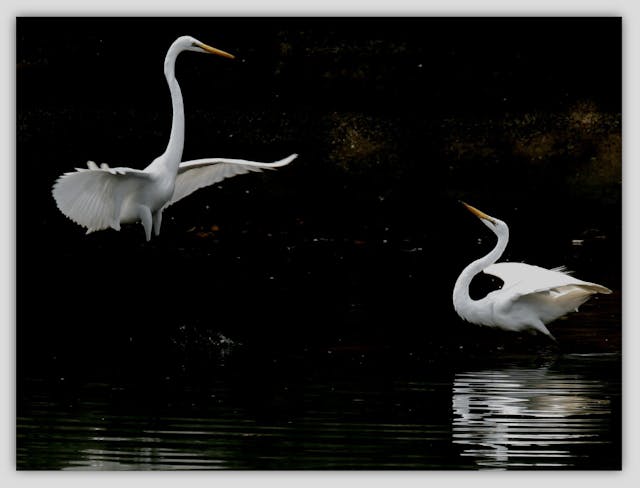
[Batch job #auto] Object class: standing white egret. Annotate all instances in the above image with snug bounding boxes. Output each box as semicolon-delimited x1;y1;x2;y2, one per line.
452;202;611;339
52;35;297;241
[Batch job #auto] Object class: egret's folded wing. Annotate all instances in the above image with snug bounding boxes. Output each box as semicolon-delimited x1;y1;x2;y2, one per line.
165;153;297;208
52;165;151;233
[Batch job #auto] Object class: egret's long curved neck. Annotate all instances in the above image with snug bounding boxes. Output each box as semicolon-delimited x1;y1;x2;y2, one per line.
453;223;509;308
161;45;185;172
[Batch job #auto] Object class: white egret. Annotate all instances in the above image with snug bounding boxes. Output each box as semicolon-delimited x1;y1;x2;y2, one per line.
452;202;611;339
52;35;297;241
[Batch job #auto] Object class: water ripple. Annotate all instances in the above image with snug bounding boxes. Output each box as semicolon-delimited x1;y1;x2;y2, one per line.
451;358;619;469
17;354;620;470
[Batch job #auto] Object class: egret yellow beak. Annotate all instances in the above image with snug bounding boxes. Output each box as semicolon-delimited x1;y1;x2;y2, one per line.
196;42;235;59
461;201;496;223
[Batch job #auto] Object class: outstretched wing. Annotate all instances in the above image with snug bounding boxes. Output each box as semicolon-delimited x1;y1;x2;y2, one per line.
52;161;152;233
484;262;611;296
485;261;612;323
164;153;298;208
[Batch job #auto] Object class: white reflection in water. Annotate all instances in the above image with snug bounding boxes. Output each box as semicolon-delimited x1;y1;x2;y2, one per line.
64;441;227;470
452;364;611;469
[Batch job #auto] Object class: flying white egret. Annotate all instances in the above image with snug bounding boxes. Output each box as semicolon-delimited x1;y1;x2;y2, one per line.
52;35;297;241
452;202;611;339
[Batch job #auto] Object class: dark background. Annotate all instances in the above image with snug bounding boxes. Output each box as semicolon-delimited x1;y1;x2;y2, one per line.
17;18;621;386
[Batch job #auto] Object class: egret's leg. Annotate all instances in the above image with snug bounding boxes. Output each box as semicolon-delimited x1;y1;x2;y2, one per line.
153;210;163;237
138;206;153;241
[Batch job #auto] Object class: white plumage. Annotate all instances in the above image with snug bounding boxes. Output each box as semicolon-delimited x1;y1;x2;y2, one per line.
452;202;611;339
165;154;297;208
53;165;152;234
52;35;297;241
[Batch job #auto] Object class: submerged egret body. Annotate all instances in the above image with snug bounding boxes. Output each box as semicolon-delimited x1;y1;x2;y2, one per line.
452;202;611;339
52;35;297;240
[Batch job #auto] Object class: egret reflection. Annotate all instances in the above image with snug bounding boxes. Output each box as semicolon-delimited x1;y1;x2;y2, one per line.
452;363;612;469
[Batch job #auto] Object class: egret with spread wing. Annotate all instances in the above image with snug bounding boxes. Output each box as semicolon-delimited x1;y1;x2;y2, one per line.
52;35;297;241
452;202;611;339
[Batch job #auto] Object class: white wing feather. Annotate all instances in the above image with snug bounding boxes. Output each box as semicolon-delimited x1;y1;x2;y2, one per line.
484;262;611;296
164;153;297;208
484;261;612;324
52;163;152;233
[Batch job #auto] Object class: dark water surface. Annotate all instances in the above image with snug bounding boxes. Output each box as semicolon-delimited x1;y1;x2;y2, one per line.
17;348;621;470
